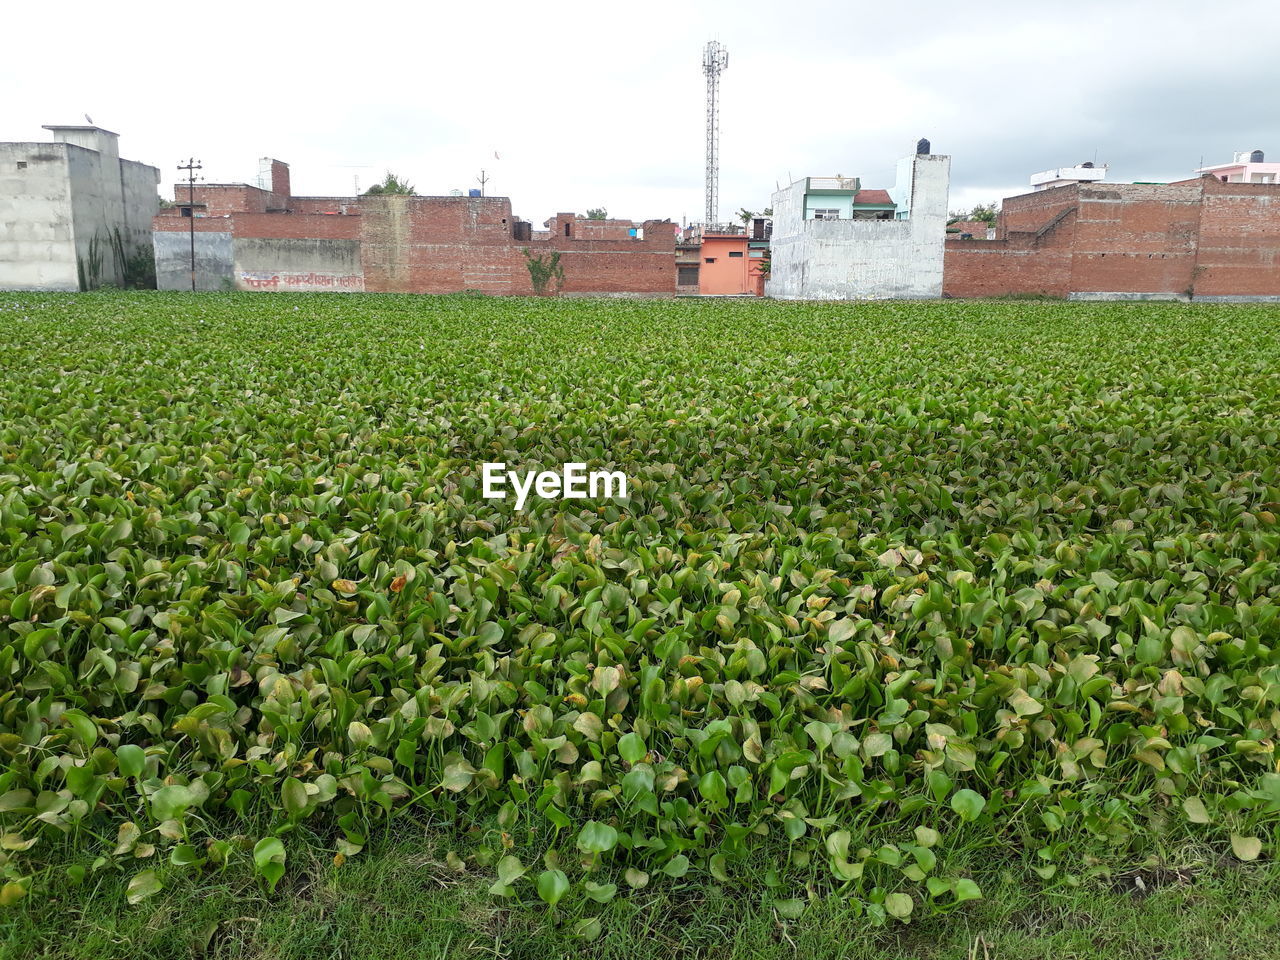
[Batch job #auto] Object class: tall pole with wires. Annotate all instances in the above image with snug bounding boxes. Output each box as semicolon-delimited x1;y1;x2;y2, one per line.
702;41;729;227
178;158;202;291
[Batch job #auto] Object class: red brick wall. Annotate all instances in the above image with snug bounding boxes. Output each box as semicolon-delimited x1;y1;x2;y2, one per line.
1068;183;1201;294
945;236;1073;298
233;213;361;241
154;213;360;240
538;215;674;296
945;220;990;239
171;184;272;215
289;197;360;215
1194;180;1280;296
944;188;1078;297
270;160;290;201
153;215;238;233
997;186;1078;237
156;192;676;296
357;198;673;296
943;178;1280;299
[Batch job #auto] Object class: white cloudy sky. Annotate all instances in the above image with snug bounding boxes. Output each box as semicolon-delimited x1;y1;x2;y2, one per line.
5;0;1278;223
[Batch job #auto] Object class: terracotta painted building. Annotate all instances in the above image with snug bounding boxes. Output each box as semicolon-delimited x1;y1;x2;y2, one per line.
697;219;771;296
154;159;676;296
943;173;1280;300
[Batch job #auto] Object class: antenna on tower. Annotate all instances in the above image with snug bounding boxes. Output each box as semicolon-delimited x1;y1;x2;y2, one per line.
702;40;729;227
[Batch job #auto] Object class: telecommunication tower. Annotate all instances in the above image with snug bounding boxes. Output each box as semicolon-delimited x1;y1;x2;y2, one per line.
702;41;729;226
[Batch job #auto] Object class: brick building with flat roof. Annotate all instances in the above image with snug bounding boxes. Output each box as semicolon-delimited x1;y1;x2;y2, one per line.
154;159;676;296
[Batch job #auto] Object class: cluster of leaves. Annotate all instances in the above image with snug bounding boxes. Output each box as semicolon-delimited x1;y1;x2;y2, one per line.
362;173;416;197
0;294;1277;925
521;249;565;297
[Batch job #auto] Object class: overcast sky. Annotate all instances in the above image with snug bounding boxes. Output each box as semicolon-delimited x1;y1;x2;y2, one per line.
5;0;1278;222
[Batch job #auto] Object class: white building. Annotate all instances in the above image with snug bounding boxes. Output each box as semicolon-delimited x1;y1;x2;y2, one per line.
1195;150;1278;184
0;125;160;291
1030;162;1107;191
766;150;950;299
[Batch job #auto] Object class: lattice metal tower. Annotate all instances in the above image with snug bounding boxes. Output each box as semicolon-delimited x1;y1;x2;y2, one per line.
702;40;729;225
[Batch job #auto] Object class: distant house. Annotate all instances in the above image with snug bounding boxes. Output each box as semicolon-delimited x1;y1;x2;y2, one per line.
766;148;951;299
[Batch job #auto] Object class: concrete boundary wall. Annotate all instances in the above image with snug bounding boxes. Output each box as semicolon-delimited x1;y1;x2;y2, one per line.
154;229;233;291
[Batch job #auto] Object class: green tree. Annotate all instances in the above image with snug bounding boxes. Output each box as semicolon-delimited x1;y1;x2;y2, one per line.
969;202;998;224
950;202;998;224
737;207;755;225
364;172;416;196
585;208;608;220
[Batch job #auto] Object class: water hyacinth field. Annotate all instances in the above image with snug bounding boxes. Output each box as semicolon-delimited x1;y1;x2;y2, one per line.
1;293;1278;945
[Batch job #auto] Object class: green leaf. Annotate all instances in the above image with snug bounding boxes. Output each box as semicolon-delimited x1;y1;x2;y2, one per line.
253;837;287;891
662;854;690;878
126;869;162;905
281;778;308;816
950;788;987;822
774;898;806;919
496;855;526;886
698;770;728;806
576;820;619;854
1231;834;1262;862
536;869;570;907
61;709;98;750
618;732;647;765
1182;796;1211;824
584;880;617;903
884;892;914;919
117;745;146;779
150;785;194;822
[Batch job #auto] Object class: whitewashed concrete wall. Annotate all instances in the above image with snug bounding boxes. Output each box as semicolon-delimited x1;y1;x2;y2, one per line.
0;144;78;290
767;154;951;300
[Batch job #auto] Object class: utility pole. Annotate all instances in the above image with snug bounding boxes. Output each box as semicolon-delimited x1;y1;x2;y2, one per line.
476;169;489;197
178;158;202;291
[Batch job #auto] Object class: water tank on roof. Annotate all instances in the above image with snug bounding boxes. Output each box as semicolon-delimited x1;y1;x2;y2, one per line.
1250;149;1265;163
916;138;931;155
468;188;482;197
1081;161;1095;168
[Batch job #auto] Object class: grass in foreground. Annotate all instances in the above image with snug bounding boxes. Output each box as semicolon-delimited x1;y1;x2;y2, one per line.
3;825;1279;960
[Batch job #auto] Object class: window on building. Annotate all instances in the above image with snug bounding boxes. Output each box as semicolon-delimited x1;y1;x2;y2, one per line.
811;208;840;220
564;223;571;237
750;250;765;257
17;161;27;170
704;257;716;263
728;250;744;258
678;266;699;285
180;207;193;218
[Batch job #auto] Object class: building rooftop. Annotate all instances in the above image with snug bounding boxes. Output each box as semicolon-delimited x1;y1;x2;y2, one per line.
854;189;893;206
42;124;119;137
1030;163;1107;188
